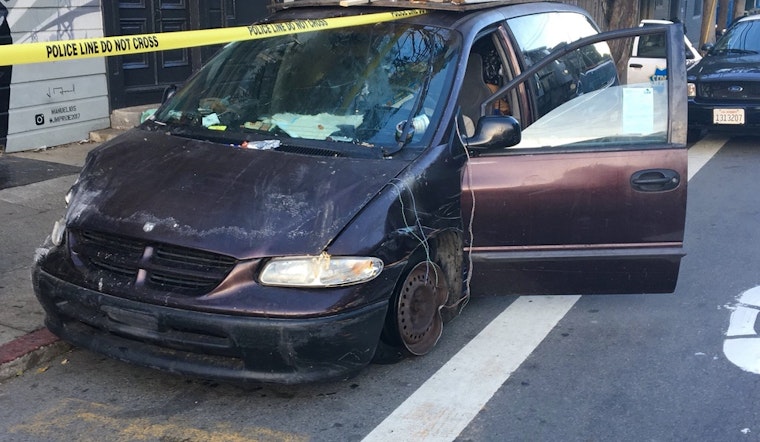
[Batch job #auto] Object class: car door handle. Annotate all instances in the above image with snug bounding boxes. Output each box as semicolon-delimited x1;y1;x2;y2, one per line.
629;63;643;69
630;169;680;192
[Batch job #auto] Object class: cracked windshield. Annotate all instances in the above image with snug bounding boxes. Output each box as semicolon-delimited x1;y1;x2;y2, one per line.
150;23;456;154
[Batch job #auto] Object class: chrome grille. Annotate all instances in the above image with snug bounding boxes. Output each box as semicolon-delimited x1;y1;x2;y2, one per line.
70;229;236;295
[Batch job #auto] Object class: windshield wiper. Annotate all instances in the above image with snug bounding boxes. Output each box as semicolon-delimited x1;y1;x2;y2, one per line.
383;36;437;157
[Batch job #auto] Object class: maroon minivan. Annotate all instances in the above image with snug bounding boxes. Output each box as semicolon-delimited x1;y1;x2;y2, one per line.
33;0;688;383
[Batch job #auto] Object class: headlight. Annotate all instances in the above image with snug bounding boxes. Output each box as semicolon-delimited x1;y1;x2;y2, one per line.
64;179;80;206
687;83;696;98
259;253;383;287
51;218;66;246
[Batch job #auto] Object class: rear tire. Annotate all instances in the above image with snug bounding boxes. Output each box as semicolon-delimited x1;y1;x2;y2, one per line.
393;261;448;355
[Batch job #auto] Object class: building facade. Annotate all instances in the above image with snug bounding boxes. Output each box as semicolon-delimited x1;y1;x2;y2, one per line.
641;0;705;45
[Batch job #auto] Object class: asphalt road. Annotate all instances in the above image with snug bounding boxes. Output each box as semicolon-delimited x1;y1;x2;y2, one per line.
1;133;759;442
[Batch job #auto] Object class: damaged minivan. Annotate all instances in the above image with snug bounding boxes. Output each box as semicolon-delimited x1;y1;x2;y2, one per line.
33;0;689;384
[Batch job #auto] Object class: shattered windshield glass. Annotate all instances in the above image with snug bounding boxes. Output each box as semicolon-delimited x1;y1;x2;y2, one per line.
151;22;457;153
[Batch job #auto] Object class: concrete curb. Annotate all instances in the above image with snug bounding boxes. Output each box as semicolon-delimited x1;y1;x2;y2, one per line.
0;328;71;382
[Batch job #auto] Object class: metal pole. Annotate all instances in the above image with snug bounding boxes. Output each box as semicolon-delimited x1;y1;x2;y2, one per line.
699;0;718;48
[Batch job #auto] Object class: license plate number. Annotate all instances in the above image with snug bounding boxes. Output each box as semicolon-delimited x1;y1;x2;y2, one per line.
713;108;745;125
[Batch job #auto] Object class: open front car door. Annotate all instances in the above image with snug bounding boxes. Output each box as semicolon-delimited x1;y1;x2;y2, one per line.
462;23;688;296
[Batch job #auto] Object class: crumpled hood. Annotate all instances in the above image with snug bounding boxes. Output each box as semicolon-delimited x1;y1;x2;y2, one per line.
66;130;407;259
690;53;760;82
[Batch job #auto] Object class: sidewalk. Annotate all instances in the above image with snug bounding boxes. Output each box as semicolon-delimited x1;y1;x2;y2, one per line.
0;140;103;381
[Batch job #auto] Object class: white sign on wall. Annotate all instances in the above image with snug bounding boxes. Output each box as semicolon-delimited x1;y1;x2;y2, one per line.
1;0;109;153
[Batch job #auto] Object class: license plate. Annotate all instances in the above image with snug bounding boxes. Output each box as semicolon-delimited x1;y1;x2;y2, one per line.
713;108;745;125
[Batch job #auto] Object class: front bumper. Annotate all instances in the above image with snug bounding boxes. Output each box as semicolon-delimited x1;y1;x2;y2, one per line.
33;266;388;384
688;100;760;133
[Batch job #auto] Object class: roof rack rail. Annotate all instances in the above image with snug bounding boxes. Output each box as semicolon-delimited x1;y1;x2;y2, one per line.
270;0;529;12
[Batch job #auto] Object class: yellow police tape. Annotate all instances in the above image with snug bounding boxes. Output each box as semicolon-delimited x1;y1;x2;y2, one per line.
0;9;427;67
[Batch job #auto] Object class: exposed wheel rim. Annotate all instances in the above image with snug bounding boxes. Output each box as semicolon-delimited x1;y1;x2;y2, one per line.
396;261;448;356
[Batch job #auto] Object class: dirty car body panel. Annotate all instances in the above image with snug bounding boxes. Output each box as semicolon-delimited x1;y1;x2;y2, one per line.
33;1;688;383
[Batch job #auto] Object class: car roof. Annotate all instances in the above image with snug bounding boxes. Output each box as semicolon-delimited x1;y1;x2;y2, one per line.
266;1;590;34
271;0;550;12
736;13;760;22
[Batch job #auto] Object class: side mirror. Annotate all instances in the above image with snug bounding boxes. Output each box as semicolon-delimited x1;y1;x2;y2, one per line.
162;84;178;103
461;115;521;151
700;43;714;53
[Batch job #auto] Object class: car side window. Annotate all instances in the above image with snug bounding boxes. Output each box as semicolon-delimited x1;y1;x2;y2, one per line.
489;17;676;151
506;12;616;120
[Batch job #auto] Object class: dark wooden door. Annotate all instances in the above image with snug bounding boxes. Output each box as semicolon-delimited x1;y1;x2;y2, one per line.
198;0;235;63
196;1;270;65
105;0;270;110
105;0;194;109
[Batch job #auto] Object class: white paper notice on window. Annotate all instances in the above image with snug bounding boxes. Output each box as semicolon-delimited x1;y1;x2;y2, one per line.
622;87;654;135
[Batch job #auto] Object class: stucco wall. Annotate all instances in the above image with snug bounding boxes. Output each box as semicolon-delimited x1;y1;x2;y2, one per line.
3;0;109;153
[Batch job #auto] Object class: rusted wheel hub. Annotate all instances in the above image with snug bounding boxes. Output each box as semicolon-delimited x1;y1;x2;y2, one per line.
396;261;448;356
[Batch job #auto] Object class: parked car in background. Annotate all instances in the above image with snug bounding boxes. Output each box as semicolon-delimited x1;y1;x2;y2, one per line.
687;13;760;139
33;0;688;384
625;19;701;85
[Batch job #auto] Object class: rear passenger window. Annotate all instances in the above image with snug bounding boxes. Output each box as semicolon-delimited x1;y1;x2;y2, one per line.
636;33;667;58
507;12;617;119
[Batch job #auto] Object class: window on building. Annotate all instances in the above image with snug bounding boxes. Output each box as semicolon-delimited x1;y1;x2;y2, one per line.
693;0;702;17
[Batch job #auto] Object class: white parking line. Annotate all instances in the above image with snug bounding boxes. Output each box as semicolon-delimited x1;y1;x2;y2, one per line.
688;134;727;180
363;136;727;442
725;287;760;375
363;295;580;442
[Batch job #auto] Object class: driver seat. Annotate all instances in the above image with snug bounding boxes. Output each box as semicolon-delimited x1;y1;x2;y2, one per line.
459;53;492;136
